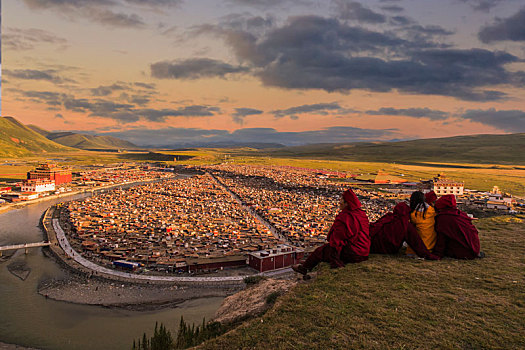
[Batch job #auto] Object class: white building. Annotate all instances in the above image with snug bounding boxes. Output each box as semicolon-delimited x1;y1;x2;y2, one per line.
21;179;55;193
487;186;512;210
433;175;464;196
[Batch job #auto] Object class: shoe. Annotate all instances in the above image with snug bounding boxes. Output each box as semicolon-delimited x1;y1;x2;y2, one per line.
477;251;486;259
292;264;307;275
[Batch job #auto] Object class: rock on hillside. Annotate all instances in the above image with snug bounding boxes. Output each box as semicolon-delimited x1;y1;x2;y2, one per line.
213;278;297;324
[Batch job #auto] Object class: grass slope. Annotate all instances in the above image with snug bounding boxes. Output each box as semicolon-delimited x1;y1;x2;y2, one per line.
263;133;525;165
0;117;73;157
28;125;139;150
201;216;525;349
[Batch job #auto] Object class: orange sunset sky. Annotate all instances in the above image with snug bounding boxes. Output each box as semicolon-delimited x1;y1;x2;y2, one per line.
2;0;525;146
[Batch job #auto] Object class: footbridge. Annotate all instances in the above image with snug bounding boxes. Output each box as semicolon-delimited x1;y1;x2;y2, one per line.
0;241;50;256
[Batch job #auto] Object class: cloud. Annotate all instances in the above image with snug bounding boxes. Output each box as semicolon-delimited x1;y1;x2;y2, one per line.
62;96;220;122
3;69;72;84
89;9;145;28
226;0;307;9
150;58;249;80
134;82;156;90
123;0;182;7
91;83;128;96
102;126;398;147
460;108;525;132
478;8;525;43
189;14;519;101
257;46;516;101
365;107;449;120
232;108;264;125
3;27;68;51
456;0;505;12
272;102;354;119
333;1;386;23
22;0;146;28
381;5;404;13
13;89;69;106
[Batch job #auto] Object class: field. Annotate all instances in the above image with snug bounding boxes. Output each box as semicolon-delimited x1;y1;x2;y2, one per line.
200;216;525;349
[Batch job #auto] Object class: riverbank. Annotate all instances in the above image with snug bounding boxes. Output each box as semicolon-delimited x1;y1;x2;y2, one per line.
38;275;240;311
0;342;38;350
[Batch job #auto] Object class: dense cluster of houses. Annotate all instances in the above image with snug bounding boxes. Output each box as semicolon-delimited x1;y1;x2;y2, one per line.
63;164;400;273
63;174;284;272
203;164;392;248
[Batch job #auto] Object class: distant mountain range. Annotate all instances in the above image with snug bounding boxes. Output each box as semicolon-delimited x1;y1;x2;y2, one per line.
261;133;525;164
0;116;139;157
156;141;285;150
1;116;524;164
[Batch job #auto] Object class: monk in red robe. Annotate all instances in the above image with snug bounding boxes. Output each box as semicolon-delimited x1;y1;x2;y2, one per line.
370;202;439;260
433;195;483;259
293;189;370;275
425;190;437;205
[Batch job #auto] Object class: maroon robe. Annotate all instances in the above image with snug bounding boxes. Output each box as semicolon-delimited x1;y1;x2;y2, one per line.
370;202;439;260
425;191;437;205
303;189;370;270
433;195;481;259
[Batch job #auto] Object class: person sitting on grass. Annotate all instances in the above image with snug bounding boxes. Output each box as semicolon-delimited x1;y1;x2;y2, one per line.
370;202;440;260
433;194;484;259
292;188;370;275
405;191;437;257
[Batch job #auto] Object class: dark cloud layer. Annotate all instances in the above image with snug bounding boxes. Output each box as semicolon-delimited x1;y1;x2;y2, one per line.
460;108;525;132
151;58;249;80
189;15;518;101
365;107;449;120
478;8;525;42
103;126;397;147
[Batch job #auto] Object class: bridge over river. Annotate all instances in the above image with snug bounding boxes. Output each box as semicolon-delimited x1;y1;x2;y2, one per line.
0;241;50;256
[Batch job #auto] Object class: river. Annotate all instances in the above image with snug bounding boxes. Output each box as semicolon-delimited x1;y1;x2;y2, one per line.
0;190;224;350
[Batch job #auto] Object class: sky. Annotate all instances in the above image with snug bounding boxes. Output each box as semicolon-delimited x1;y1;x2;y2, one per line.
2;0;525;147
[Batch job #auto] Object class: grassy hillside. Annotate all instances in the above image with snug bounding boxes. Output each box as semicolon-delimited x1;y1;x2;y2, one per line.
28;125;139;150
201;216;525;349
258;133;525;165
0;117;74;157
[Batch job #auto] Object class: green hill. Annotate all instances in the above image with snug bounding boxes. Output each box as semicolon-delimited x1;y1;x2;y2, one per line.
261;133;525;165
0;117;74;157
28;125;139;150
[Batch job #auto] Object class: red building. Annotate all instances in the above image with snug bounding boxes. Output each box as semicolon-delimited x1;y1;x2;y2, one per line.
248;244;304;272
27;163;72;185
0;187;12;193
